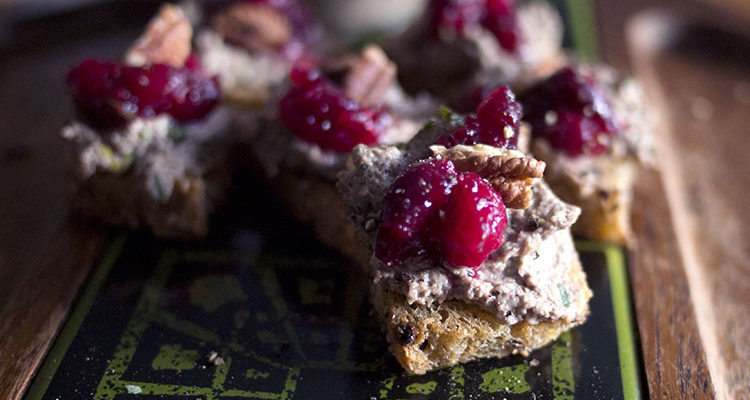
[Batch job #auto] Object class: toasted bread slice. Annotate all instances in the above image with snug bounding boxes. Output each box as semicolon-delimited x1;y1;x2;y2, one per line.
376;256;590;374
533;140;636;244
524;66;654;245
270;171;370;265
338;144;592;374
64;111;234;239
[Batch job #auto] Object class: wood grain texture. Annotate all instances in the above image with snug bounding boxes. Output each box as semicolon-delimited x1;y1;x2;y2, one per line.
629;170;716;399
627;11;750;399
595;1;750;398
0;8;147;399
0;224;105;400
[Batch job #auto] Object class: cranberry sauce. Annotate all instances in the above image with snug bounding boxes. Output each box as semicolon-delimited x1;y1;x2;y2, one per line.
435;85;521;149
279;64;392;153
521;66;620;157
67;57;220;129
376;159;507;269
429;0;521;54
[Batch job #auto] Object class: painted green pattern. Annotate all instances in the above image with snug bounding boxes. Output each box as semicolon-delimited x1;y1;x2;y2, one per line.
576;240;643;400
281;367;300;400
151;344;199;370
605;246;642;400
23;235;126;400
28;236;643;399
87;252;313;400
380;375;396;399
449;365;466;400
189;274;247;313
406;381;438;394
478;365;531;394
95;250;178;400
246;369;271;379
552;331;575;400
298;277;335;305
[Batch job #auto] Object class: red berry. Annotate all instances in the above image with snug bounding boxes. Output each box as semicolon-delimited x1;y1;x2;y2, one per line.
429;0;521;54
436;86;521;149
66;58;220;129
521;66;619;156
376;159;507;269
432;173;507;268
482;0;520;53
542;111;611;156
375;159;458;265
279;65;391;153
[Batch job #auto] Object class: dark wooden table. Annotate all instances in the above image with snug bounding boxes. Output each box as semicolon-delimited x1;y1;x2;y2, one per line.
0;1;748;399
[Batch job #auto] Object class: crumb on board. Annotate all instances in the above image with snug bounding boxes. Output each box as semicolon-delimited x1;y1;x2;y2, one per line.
207;350;225;366
125;384;142;394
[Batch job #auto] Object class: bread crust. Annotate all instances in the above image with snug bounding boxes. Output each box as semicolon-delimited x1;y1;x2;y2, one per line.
375;257;590;374
70;171;214;239
270;171;371;266
272;166;592;374
533;139;636;244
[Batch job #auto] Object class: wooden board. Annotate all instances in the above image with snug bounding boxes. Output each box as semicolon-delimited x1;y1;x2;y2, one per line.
595;0;749;397
0;0;747;399
627;11;750;400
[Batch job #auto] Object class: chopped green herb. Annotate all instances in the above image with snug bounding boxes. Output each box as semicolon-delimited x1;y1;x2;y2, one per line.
110;151;135;173
421;120;437;130
439;105;464;123
153;175;166;203
168;125;187;141
558;283;570;307
100;144;114;162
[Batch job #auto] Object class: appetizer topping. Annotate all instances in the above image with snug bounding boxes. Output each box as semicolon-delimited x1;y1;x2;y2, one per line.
429;0;522;54
343;46;397;108
279;64;392;153
521;66;620;157
211;2;292;53
376;159;457;266
125;4;192;67
435;86;521;149
67;58;220;129
435;172;507;267
375;158;507;269
431;144;545;209
211;0;314;59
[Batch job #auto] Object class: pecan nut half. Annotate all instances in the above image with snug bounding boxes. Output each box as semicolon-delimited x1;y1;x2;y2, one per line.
125;4;192;67
344;46;397;108
432;145;545;209
211;3;292;53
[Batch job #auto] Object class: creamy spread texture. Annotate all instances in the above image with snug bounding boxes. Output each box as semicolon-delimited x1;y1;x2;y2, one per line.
62;108;233;201
466;3;562;83
251;83;436;180
197;30;290;102
338;143;586;325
